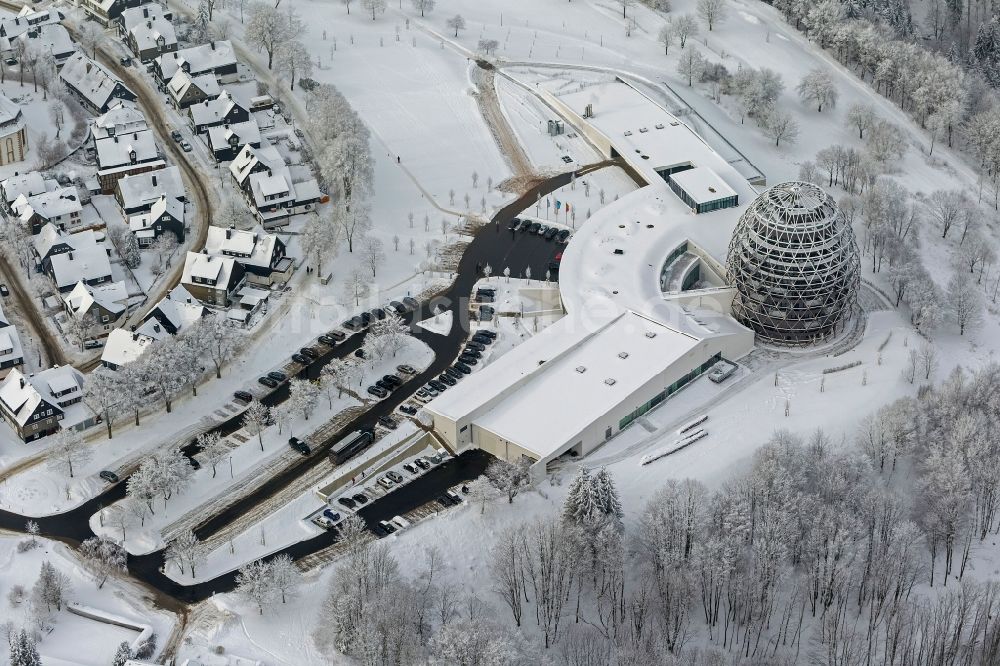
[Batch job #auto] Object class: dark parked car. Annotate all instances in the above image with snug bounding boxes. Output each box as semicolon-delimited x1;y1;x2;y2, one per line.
375;379;394;391
438;373;457;386
337;496;357;509
343;317;364;330
477;329;497;339
0;285;9;297
520;221;533;233
472;334;493;345
267;371;287;382
476;288;496;297
360;312;373;325
323;509;341;522
386;470;404;483
258;376;279;388
403;463;417;475
403;296;419;310
463;348;482;359
444;367;463;379
319;334;338;345
399;404;418;415
388;301;406;314
397;364;417;375
378;520;396;534
352;493;369;505
529;222;542;234
544;227;559;241
189;457;201;470
428;379;447;392
372;308;386;320
557;229;571;242
367;385;389;398
382;374;402;387
169;129;183;142
355;348;366;358
300;347;319;359
437;494;454;507
508;218;521;231
458;355;478;366
378;415;398;429
234;390;253;403
548;262;560;273
292;353;310;364
120;55;132;66
99;470;119;484
288;437;311;455
415;458;431;470
467;341;485;352
453;362;472;374
328;330;347;341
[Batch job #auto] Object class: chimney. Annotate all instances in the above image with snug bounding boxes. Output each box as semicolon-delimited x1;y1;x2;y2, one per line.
113;136;119;143
153;323;161;333
142;6;148;17
210;41;216;50
68;251;74;261
151;174;157;187
146;20;151;28
225;228;231;239
85;62;92;74
132;332;138;341
19;378;24;388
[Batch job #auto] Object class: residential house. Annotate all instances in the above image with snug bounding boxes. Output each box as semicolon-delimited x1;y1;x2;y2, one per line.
188;91;248;134
0;7;61;40
229;140;321;227
46;231;113;292
13;187;82;234
115;166;184;215
123;8;176;63
32;223;79;271
0;303;24;379
80;0;146;26
204;224;292;286
128;194;184;246
0;366;87;441
63;280;128;338
152;40;237;86
100;327;153;370
206;119;260;162
0;171;50;213
137;284;208;337
167;70;219;109
0;93;26;166
95;129;164;193
60;53;137;113
92;102;148;140
180;251;245;307
115;3;171;38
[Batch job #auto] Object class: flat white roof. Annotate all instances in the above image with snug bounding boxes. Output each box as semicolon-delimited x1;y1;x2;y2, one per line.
473;311;700;458
670;167;738;205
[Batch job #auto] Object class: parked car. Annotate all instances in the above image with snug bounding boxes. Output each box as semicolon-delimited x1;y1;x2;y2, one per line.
288;437;310;455
396;364;417;375
119;55;132;66
453;362;472;374
180;141;192;152
446;490;463;504
354;348;366;359
386;470;404;484
402;296;419;310
300;347;319;359
375;379;394;391
476;287;497;297
428;379;447;392
343;317;364;330
99;470;119;484
554;251;564;262
323;509;341;522
391;515;411;530
318;334;338;345
327;330;347;341
438;373;457;386
382;374;402;387
189;457;201;470
267;370;287;382
337;496;357;509
367;385;389;398
378;415;397;429
557;229;571;242
414;394;431;404
403;463;418;475
544;227;559;241
352;493;369;505
389;300;406;314
399;404;418;415
521;221;534;233
414;458;431;470
360;312;373;325
466;341;485;352
472;335;493;346
234;390;253;403
444;367;463;380
423;385;440;397
534;223;547;235
170;129;183;142
508;218;521;231
0;284;8;297
370;308;385;320
463;348;482;359
458;355;478;366
475;293;494;303
258;376;279;388
548;262;560;273
437;494;454;507
292;353;310;364
477;329;498;339
378;520;396;534
377;476;394;489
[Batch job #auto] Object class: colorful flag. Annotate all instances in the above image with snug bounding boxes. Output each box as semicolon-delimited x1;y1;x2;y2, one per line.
555;200;562;210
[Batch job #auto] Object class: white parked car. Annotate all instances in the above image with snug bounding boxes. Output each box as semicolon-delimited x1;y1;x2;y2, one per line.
391;515;411;530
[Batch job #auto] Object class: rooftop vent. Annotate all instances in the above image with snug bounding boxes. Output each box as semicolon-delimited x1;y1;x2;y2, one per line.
623;130;632;136
575;366;586;374
655;123;665;129
613;249;624;255
604;378;617;386
639;127;648;133
645;331;657;338
708;187;717;193
618;352;629;359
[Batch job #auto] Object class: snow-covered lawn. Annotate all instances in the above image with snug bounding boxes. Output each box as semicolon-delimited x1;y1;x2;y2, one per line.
416;309;453;336
0;533;175;665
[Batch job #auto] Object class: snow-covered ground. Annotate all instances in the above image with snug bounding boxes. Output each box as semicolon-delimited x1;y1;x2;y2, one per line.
0;532;175;665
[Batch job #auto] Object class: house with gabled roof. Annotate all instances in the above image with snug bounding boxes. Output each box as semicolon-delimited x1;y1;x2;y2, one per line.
181;251;245;306
14;186;82;234
115;166;184;215
188;90;248;134
80;0;146;25
229;140;322;226
60;53;136;113
206;119;260;162
0;303;24;378
46;231;113;292
63;280;128;338
167;70;219;109
205;225;291;286
95;129;164;193
93;102;148;140
0;171;52;213
128;194;184;246
139;284;209;337
124;9;176;63
0;365;87;441
152;40;237;85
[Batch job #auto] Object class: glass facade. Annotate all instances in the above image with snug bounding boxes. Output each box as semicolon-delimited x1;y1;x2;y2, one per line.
618;353;722;430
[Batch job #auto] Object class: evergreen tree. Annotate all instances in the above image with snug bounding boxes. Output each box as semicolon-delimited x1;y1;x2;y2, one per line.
973;19;1000;87
112;641;133;666
10;630;41;666
561;467;595;525
592;468;624;529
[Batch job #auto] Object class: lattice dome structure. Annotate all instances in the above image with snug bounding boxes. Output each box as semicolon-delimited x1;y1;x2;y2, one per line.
726;181;860;344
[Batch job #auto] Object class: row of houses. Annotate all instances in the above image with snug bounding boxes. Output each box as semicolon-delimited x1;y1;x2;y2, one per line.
0;8;75;67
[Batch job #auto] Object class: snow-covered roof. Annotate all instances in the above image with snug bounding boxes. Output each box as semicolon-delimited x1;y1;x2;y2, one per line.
0;92;23;129
118;3;168;31
63;280;127;317
0;7;60;39
0;366;83;427
129;195;183;234
128;13;176;53
204;225;277;269
60;53;133;110
168;70;219;102
16;186;81;221
155;40;236;80
93;101;147;140
2;171;48;204
189;90;242;126
670;167;738;205
48;233;112;290
11;23;74;60
182;251;235;286
101;328;152;368
0;303;24;365
229;140;282;185
138;285;206;339
32;223;69;260
116;166;183;211
206;119;260;153
95;129;159;170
